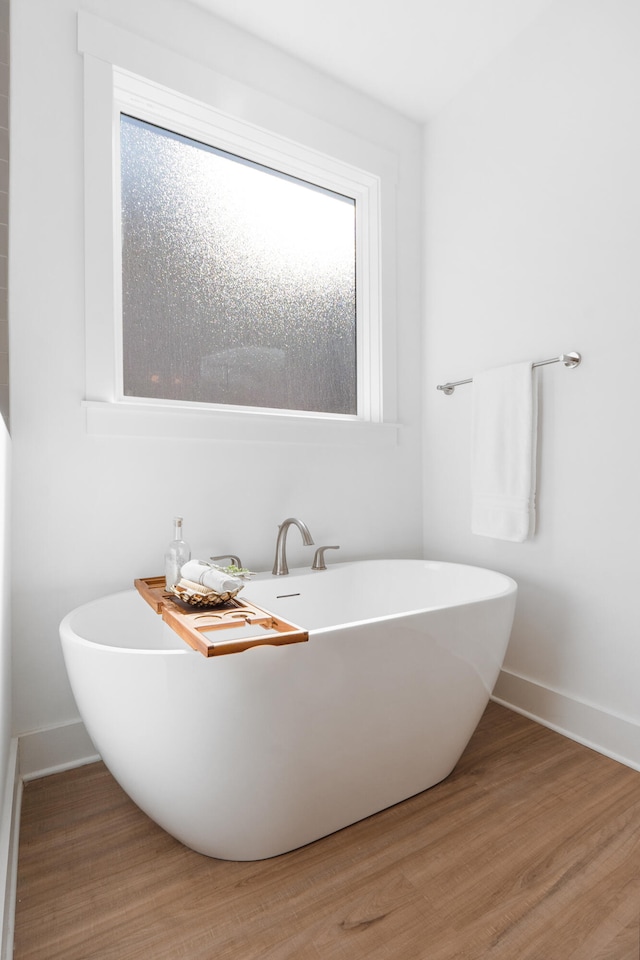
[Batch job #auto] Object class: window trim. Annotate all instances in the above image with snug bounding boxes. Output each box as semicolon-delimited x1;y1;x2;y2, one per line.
79;12;399;444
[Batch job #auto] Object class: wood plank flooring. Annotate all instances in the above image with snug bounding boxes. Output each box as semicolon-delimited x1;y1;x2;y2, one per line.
13;703;640;959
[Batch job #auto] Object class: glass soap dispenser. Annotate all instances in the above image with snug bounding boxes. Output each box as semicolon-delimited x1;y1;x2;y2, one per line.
164;516;191;590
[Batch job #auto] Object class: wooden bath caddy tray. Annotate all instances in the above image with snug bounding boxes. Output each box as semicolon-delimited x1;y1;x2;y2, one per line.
134;577;308;658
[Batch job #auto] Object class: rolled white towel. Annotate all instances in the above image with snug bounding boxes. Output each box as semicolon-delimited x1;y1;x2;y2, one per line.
179;559;245;595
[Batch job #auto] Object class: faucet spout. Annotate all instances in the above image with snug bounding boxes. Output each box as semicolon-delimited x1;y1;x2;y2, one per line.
272;518;314;576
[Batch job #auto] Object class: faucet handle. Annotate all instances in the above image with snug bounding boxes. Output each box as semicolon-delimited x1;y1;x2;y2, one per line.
311;545;340;571
210;554;243;569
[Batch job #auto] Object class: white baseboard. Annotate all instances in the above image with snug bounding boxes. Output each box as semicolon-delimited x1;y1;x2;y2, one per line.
13;682;640;783
18;720;100;782
492;669;640;772
0;740;20;960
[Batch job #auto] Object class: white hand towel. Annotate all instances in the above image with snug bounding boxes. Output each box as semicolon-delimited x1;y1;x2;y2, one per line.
179;560;244;595
471;361;538;542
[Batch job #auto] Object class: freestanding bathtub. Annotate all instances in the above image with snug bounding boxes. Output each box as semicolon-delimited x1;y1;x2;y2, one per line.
59;559;517;861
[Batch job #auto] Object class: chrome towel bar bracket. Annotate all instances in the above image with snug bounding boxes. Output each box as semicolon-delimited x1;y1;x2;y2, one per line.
437;352;581;395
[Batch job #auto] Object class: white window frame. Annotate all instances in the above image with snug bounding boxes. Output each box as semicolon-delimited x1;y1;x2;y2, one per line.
114;75;373;418
79;12;399;445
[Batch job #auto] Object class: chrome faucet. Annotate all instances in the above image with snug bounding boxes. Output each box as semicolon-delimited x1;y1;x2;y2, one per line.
210;554;243;569
311;545;340;570
272;518;314;575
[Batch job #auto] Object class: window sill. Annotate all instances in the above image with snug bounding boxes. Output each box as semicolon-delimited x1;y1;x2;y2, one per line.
82;401;400;446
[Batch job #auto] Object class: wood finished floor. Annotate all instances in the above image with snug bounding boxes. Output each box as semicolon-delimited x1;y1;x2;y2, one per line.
14;703;640;960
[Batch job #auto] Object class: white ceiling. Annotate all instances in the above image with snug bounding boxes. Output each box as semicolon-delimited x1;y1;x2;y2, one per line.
188;0;555;121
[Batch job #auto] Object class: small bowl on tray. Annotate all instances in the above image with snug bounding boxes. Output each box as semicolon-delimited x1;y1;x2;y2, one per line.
167;578;243;608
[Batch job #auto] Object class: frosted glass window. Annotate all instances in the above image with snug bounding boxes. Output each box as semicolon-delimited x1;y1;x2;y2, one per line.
120;115;357;414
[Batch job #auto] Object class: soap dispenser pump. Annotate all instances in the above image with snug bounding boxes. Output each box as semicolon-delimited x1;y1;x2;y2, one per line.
164;516;191;590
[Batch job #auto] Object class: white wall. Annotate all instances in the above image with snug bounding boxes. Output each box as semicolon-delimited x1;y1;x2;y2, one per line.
0;0;8;796
423;0;640;762
15;0;639;772
0;415;9;807
0;414;12;959
10;0;423;739
0;0;8;427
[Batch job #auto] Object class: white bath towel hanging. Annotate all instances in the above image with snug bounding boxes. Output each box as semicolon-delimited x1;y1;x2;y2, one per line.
471;361;538;542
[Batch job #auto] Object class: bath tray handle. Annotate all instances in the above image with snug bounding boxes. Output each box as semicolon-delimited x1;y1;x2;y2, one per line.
134;577;309;658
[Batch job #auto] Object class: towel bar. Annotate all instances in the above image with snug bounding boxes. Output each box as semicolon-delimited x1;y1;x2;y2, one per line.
437;352;581;395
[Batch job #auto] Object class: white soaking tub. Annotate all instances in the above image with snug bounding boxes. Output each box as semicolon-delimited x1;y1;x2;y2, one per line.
59;559;517;861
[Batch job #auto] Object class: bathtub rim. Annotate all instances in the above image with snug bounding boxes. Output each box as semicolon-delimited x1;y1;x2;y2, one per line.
59;558;517;656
